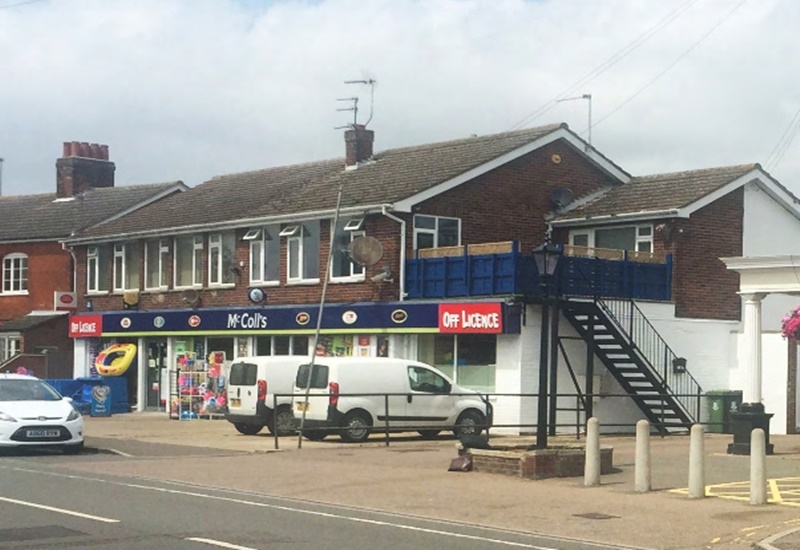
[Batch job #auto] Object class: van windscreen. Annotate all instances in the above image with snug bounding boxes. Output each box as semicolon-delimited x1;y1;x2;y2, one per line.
295;364;329;389
229;363;257;386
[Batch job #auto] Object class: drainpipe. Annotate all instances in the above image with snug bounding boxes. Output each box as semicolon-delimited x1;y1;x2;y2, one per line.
61;242;77;295
381;205;406;301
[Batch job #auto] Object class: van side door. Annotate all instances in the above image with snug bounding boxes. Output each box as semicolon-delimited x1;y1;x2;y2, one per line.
403;365;454;428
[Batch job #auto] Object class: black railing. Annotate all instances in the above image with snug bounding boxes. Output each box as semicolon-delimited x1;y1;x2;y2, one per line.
597;298;703;422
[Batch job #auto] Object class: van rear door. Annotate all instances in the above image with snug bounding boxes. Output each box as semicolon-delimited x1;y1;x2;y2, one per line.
293;362;330;420
228;361;259;418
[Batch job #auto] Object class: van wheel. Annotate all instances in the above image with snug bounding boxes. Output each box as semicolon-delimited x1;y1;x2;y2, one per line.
453;410;485;437
417;430;441;439
234;422;264;436
340;411;372;443
302;430;328;441
268;407;296;437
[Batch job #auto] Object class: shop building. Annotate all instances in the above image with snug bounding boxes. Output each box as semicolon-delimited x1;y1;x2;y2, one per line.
62;123;800;435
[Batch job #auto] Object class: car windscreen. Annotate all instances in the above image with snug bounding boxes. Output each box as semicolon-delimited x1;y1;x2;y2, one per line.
0;379;62;401
229;363;257;386
295;364;329;389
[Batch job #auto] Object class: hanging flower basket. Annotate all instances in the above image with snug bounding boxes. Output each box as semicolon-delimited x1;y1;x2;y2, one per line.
781;305;800;339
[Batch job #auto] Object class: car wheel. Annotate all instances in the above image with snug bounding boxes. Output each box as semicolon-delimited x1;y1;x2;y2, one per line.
340;411;372;443
268;407;296;437
234;422;264;436
63;442;84;455
302;429;328;441
417;430;441;439
453;410;485;437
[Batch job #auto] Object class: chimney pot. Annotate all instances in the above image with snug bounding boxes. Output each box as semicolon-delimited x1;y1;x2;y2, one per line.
79;142;91;157
70;141;81;157
90;143;101;159
100;144;109;160
62;142;71;158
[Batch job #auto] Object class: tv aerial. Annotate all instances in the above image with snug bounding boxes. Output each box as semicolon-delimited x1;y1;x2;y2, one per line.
335;76;377;129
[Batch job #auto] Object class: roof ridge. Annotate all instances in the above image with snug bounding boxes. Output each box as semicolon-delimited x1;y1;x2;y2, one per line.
209;158;341;181
633;163;758;180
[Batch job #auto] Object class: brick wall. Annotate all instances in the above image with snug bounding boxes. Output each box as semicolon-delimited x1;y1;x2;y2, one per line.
0;242;73;322
672;188;743;320
415;142;617;252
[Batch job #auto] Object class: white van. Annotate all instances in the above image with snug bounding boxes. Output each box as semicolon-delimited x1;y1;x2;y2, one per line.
226;356;305;436
292;357;492;443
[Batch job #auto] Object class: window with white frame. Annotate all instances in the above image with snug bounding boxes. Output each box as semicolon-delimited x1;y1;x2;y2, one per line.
569;224;654;253
209;232;236;286
248;225;280;285
87;245;110;292
2;253;28;294
331;218;366;280
285;221;320;282
175;235;203;288
0;335;21;360
145;239;170;290
413;215;460;250
112;243;140;291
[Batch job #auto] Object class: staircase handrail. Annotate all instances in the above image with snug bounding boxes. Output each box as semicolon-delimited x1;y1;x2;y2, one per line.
595;297;702;422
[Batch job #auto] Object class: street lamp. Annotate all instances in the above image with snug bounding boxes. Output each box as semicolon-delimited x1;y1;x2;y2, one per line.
532;242;562;449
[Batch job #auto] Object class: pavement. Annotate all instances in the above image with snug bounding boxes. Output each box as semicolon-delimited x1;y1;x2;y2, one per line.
73;412;800;550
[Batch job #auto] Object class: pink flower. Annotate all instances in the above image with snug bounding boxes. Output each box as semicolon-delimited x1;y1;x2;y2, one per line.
781;306;800;339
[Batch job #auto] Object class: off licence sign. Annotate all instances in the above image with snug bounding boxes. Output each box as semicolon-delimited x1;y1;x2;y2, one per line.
438;303;503;334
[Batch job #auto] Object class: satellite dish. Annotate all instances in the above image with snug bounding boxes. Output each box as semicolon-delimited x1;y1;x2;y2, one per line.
348;236;384;267
180;289;200;306
550;188;574;210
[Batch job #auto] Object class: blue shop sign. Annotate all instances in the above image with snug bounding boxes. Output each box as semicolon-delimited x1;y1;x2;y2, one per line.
95;301;521;335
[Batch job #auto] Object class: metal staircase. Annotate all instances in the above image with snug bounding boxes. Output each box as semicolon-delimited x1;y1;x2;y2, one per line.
561;297;702;434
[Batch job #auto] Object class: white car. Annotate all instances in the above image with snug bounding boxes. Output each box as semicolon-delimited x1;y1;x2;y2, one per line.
0;374;84;454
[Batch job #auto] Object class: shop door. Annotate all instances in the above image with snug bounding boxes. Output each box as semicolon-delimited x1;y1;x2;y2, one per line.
146;339;168;410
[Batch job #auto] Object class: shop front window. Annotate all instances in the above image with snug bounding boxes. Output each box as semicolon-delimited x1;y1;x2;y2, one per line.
417;333;496;392
255;335;309;356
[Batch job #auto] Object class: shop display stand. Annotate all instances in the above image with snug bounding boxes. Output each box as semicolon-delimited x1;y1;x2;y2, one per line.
169;352;228;420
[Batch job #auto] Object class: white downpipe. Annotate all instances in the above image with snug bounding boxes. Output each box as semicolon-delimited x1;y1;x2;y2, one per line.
381;206;406;301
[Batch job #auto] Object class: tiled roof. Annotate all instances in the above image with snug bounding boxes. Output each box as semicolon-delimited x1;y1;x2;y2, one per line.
0;182;184;242
556;164;759;221
0;313;66;332
76;124;568;238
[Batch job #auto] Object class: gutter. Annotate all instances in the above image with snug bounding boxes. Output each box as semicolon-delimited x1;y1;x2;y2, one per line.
549;209;682;227
63;203;389;246
381;205;406;301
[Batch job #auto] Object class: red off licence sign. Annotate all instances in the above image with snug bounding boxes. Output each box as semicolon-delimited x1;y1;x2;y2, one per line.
69;315;102;337
438;303;503;333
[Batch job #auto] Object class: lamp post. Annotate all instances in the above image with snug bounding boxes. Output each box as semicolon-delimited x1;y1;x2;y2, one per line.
532;242;561;449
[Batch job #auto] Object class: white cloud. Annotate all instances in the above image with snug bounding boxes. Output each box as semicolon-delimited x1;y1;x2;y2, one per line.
1;0;798;195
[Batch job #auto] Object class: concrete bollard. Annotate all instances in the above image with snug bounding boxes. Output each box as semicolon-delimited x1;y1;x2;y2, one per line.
635;419;651;493
750;428;767;505
688;423;705;499
584;417;601;486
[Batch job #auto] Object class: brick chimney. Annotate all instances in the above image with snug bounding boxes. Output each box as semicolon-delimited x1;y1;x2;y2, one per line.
345;124;374;167
56;141;115;198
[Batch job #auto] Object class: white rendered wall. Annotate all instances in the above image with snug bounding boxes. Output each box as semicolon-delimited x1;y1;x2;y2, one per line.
742;182;800;257
72;339;91;378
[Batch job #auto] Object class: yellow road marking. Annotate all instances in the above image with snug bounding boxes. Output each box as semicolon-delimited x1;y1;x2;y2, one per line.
670;476;800;507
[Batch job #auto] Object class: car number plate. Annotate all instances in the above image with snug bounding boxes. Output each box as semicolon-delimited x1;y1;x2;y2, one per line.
296;402;309;412
230;398;241;408
27;429;60;438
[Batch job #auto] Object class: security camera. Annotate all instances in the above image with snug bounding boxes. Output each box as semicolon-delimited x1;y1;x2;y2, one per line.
371;267;393;283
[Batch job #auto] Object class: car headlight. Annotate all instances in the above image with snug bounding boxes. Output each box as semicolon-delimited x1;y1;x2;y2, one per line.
66;408;81;421
0;410;17;422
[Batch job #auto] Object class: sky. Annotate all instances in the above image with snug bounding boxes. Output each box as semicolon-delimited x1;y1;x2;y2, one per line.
1;0;798;196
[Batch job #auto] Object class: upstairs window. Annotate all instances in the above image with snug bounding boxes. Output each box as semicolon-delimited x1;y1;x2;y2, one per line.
87;245;110;293
331;219;366;280
285;221;320;283
209;232;236;286
2;253;28;294
175;235;203;288
570;224;654;254
413;215;460;250
145;239;170;290
113;243;140;291
249;225;280;285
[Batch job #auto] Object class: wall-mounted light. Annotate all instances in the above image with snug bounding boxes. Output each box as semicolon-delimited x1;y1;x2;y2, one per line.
672;357;687;373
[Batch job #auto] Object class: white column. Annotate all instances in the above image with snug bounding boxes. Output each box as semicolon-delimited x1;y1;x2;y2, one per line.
741;293;765;404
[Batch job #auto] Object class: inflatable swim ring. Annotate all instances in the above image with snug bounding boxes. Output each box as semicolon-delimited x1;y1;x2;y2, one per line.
95;343;137;377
